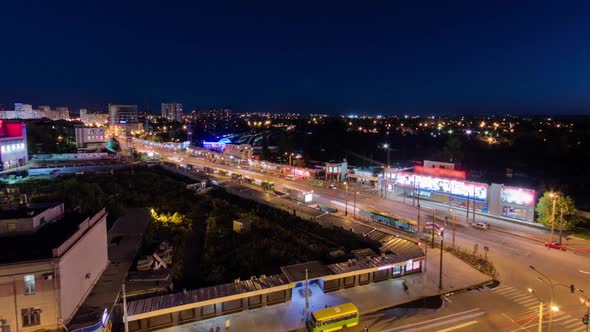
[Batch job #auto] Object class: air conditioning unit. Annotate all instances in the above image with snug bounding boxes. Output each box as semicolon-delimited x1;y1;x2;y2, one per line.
42;273;54;280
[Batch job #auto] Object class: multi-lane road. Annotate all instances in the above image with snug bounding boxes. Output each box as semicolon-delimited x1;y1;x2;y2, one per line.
133;142;590;331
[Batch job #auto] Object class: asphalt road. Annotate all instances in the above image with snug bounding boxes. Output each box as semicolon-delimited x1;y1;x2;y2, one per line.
132;142;590;330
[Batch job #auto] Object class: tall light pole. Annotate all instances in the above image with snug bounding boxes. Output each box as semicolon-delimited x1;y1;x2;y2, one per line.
344;181;349;216
549;193;558;243
530;265;559;332
528;288;543;332
439;238;444;290
353;187;359;220
450;208;456;249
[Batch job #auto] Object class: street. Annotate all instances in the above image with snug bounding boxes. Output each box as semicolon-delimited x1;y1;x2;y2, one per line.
133;142;590;331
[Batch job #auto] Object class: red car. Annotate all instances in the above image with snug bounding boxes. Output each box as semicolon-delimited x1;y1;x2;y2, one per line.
544;242;567;251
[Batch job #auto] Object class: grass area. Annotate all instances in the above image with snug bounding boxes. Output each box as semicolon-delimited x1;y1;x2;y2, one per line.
573;230;590;241
443;245;497;278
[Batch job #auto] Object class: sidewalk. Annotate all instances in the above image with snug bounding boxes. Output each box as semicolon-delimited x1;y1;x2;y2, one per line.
68;208;151;331
161;248;491;332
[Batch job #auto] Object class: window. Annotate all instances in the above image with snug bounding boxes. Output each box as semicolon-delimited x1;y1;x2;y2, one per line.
24;275;35;295
21;308;41;327
7;223;16;232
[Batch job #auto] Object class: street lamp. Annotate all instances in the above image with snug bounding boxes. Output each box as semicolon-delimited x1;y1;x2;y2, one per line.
449;208;456;249
343;181;349;216
528;288;544;332
530;265;558;332
353;188;359;220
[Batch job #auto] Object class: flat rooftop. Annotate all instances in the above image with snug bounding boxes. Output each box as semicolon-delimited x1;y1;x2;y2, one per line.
0;211;89;264
0;202;62;220
280;261;332;283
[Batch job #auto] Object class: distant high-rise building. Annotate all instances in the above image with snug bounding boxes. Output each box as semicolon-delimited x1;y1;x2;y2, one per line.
161;103;183;122
80;109;109;125
108;104;141;136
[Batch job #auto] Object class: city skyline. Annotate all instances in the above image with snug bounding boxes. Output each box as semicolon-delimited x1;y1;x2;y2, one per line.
2;1;590;115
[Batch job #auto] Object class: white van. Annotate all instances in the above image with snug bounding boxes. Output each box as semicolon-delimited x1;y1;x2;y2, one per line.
473;222;489;230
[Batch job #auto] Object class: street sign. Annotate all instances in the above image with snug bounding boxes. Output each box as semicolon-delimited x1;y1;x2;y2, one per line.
484;246;489;252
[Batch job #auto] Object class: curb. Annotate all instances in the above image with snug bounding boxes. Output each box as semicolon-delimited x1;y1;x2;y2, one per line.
359;278;496;317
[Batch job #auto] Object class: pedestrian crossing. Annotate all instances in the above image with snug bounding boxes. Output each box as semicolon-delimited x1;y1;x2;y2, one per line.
492;284;587;331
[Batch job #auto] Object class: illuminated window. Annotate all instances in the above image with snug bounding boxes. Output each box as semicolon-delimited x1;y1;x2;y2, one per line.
24;275;35;294
1;146;4;153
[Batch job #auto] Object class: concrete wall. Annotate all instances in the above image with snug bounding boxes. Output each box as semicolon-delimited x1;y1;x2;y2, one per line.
0;261;61;332
0;204;63;236
58;213;108;324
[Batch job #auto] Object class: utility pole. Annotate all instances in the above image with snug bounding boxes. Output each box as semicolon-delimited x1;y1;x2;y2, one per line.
431;209;436;249
550;194;557;243
472;194;476;224
439;238;444;290
538;301;543;332
122;284;129;332
344;182;349;216
466;194;470;222
452;210;456;249
416;203;421;242
353;185;358;220
304;269;309;323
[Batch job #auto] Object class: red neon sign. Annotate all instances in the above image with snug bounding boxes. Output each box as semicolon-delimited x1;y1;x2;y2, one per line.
414;165;466;180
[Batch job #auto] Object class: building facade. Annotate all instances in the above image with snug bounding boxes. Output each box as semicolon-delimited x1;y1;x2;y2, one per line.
79;109;109;125
0;121;28;171
75;127;106;151
161;103;183;122
0;208;109;332
108;104;141;136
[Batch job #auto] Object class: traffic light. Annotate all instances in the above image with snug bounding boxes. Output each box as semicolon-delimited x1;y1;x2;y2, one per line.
571;284;575;293
582;314;588;325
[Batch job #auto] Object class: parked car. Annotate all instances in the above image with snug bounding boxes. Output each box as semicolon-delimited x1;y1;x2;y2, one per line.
473;222;489;230
544;242;566;251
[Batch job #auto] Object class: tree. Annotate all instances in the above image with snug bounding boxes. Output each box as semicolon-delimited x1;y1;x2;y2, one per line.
441;137;464;163
535;192;579;231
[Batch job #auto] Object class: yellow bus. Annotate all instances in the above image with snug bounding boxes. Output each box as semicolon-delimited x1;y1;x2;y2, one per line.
307;303;359;332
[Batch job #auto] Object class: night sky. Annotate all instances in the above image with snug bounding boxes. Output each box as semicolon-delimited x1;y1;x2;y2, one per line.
2;1;590;115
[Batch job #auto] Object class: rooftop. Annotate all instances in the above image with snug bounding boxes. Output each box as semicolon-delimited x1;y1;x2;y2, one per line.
0;211;90;264
280;261;332;283
127;273;290;316
0;202;62;220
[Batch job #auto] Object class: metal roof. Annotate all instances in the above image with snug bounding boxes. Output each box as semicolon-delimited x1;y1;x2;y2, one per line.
127;273;290;316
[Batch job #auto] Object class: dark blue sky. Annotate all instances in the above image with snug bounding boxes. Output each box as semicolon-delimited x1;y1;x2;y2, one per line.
2;0;590;114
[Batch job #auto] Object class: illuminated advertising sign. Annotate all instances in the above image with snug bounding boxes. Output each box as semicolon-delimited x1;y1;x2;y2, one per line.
304;193;313;203
394;172;488;201
414;165;466;180
501;186;535;207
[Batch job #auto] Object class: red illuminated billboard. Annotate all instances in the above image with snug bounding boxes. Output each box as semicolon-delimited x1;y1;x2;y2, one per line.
0;121;24;138
414;165;466;180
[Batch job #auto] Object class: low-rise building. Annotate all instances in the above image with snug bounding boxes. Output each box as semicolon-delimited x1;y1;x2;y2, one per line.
0;208;109;331
0;202;64;237
223;144;253;161
0;121;28;171
75;126;106;151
